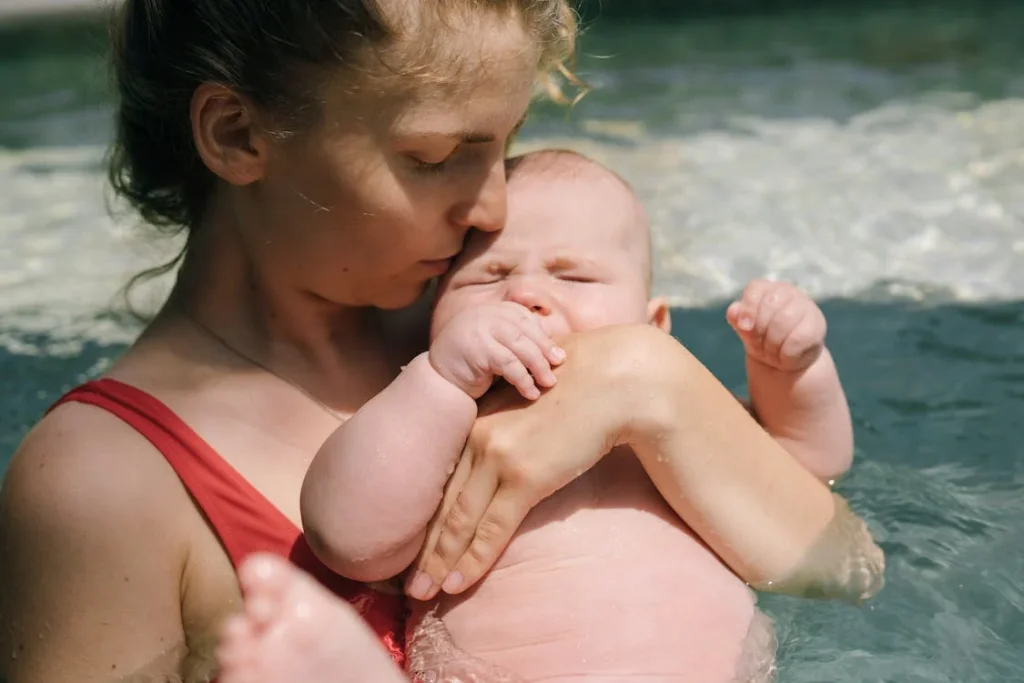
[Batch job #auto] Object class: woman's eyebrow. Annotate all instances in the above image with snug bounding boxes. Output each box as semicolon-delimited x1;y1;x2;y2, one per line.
444;115;529;144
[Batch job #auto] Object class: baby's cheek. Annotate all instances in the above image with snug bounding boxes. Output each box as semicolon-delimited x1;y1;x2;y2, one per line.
562;298;643;335
431;290;494;336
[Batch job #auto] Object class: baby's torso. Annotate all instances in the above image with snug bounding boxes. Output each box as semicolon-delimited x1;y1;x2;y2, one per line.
409;448;775;683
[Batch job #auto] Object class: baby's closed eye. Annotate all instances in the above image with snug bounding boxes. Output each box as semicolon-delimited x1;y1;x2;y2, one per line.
452;275;504;289
555;273;598;284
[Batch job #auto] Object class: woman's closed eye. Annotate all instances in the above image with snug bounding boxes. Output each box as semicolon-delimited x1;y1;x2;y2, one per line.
406;140;494;175
408;152;455;173
402;141;461;174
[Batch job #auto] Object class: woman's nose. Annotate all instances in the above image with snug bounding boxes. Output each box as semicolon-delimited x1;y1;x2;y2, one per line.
449;159;507;234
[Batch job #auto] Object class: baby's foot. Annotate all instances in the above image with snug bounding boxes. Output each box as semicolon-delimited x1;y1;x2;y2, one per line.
218;553;406;683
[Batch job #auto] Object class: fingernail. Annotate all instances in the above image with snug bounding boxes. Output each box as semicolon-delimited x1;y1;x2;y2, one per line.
738;316;754;331
408;572;433;599
550;346;566;362
442;570;463;594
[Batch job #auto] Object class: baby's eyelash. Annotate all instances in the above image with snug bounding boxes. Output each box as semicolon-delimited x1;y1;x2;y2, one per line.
454;277;502;289
557;274;596;283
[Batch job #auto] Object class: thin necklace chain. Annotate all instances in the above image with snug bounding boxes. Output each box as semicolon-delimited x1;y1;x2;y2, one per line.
184;313;344;422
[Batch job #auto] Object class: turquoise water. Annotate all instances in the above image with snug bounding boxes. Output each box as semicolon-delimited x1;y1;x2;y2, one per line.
682;300;1024;681
2;3;1024;680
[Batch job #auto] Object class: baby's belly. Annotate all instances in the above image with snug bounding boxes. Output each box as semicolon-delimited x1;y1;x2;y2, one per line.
409;450;772;682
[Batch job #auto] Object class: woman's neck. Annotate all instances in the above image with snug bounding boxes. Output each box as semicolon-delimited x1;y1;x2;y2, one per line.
160;212;395;414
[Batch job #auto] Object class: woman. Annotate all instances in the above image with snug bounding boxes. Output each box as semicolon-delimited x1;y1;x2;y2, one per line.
0;1;868;682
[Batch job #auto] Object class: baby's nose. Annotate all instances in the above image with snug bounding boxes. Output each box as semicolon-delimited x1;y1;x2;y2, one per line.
506;282;553;316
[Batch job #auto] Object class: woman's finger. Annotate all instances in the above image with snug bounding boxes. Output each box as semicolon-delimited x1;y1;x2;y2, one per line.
412;459;499;598
440;488;532;595
406;446;476;600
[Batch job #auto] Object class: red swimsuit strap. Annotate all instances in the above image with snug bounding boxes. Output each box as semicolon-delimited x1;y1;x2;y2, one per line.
49;378;408;666
50;378;299;566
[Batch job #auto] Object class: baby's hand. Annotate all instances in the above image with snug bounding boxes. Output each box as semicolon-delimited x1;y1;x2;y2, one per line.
429;302;565;400
726;279;827;373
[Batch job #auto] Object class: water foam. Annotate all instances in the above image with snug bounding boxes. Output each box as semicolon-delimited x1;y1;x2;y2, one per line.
2;97;1023;351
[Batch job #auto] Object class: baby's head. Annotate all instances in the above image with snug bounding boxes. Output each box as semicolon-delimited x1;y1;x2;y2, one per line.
432;149;669;341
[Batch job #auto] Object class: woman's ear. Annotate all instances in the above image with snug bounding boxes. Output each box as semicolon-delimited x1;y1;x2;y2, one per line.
191;83;267;186
647;297;671;334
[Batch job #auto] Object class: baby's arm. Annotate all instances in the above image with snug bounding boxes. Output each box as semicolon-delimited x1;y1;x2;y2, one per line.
727;280;853;482
301;353;477;583
301;302;563;584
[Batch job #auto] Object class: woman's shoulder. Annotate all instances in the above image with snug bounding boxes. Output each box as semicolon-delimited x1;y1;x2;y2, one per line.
0;397;200;682
2;395;194;556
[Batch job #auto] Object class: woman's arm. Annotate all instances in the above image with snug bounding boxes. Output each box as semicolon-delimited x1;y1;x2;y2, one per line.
625;331;880;598
407;324;883;603
0;407;196;683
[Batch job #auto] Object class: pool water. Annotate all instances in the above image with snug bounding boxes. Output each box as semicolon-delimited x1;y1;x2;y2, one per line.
2;2;1023;680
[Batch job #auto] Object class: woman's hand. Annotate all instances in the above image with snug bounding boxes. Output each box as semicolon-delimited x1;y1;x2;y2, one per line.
402;322;882;605
404;324;668;601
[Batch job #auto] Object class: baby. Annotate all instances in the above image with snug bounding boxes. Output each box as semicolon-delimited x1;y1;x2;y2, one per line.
220;150;881;683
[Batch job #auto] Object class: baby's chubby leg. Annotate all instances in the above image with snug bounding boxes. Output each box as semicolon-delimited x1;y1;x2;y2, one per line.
407;607;524;683
218;554;406;683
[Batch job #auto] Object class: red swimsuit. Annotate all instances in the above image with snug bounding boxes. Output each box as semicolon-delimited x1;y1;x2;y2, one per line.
50;378;407;668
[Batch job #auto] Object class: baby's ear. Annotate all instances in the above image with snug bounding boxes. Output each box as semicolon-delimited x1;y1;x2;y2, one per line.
647;297;671;334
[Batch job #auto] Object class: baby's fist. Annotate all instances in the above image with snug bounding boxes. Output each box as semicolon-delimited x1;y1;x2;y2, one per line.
726;279;827;372
429;302;565;400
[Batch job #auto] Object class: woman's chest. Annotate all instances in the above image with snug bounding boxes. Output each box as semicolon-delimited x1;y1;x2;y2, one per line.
180;402;335;528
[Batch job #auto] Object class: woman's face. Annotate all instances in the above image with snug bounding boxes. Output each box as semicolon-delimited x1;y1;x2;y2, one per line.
237;18;539;310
